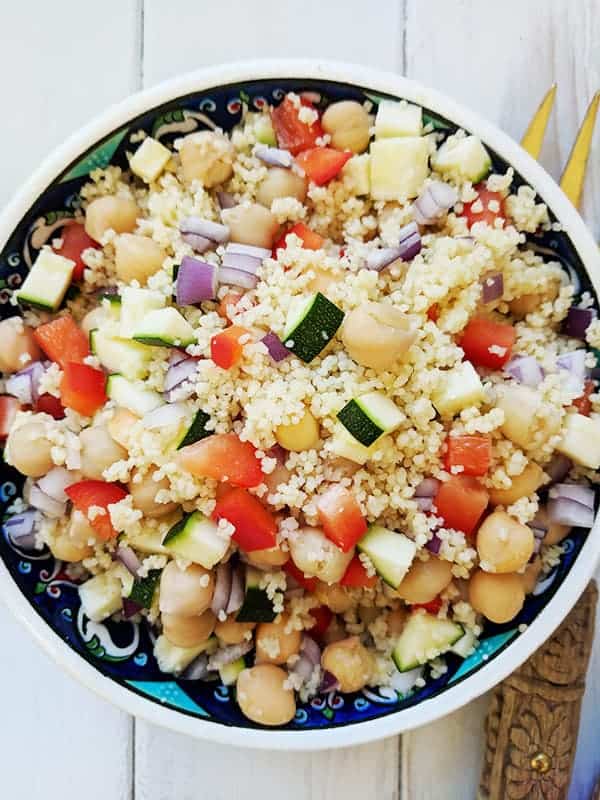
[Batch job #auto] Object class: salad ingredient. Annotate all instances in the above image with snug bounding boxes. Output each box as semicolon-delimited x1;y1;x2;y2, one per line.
444;434;491;477
435;475;489;536
460;317;515;369
178;130;234;188
212;487;277;552
283;292;344;363
275;409;320;451
0;319;41;374
158;561;215;617
289;526;354;585
34;315;89;368
357;525;416;588
476;511;535;573
337;391;403;447
296;147;353;186
255;614;302;665
392;613;464;672
374;99;422;138
271;96;323;155
488;462;547;506
396;557;453;604
321;636;373;692
468;570;525;624
84;195;139;242
162;610;216;649
316;485;367;552
221;203;279;249
342;302;416;370
236;664;296;726
53;223;98;282
256;167;307;207
17;250;75;312
80;425;127;480
321;100;371;153
129;136;171;183
60;363;107;417
177;433;263;487
370;137;429;200
114;233;165;284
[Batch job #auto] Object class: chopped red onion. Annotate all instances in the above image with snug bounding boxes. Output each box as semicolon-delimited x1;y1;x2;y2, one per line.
28;484;66;518
226;243;271;261
221;252;262;274
556;349;587;395
176;256;218;305
548;482;595;509
301;635;321;666
181;653;210;681
504;355;544;388
293;654;315;682
547;497;594;528
261;332;290;362
180;217;229;244
164;357;199;393
481;272;504;304
254;144;294;168
397;222;422;261
142;403;185;430
218;266;259;290
211;562;233;616
169;349;189;368
116;545;142;577
226;565;245;615
412;180;458;225
414;478;440;498
416;497;434;512
27;361;47;404
425;533;442;555
208;641;252;670
38;467;75;503
544;453;572;485
563;306;596;340
217;191;236;210
123;599;142;619
181;232;212;253
2;511;38;549
319;670;340;694
5;372;33;404
365;246;403;271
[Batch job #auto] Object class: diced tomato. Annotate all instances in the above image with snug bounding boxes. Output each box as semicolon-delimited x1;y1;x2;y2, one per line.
316;485;367;552
0;396;20;439
436;475;489;537
444;435;492;477
427;303;440;322
459;316;516;369
34;315;90;368
212;487;277;552
572;379;595;416
60;362;107;417
340;555;378;588
307;605;333;640
177;433;264;487
35;393;65;420
411;597;443;615
53;223;98;282
461;186;506;230
296;147;352;186
273;222;325;255
284;559;317;593
217;291;244;321
64;479;127;541
270;96;324;156
210;325;249;369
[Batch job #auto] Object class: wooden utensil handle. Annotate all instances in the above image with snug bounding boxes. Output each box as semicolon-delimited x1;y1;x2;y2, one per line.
479;581;598;800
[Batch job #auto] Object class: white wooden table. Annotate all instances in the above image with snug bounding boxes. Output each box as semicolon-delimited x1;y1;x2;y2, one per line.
1;2;599;797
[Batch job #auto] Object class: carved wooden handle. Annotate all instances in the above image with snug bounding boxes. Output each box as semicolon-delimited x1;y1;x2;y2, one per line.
479;581;598;800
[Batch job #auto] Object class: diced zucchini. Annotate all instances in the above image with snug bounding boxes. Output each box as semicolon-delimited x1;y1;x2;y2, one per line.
17;249;75;311
375;100;422;138
254;114;277;146
342;154;370;196
120;286;166;338
236;566;277;623
163;511;229;570
128;569;161;609
283;292;344;363
79;573;123;622
556;413;600;469
133;307;196;348
154;634;212;675
129;136;172;183
219;656;246;686
392;612;464;672
357;525;416;588
431;361;485;417
327;426;376;465
497;383;542;449
176;409;212;449
432;134;491;182
90;328;155;380
106;374;163;416
369;137;430;201
337;391;403;447
451;628;477;659
128;526;172;555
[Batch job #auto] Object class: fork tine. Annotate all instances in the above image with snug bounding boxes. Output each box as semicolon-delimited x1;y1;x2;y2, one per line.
521;84;557;159
560;91;600;208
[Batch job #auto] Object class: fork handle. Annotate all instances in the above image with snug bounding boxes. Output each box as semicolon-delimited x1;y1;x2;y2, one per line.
478;581;597;800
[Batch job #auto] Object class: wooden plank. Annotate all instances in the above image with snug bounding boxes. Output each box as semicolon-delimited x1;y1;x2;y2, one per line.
403;2;600;798
0;3;140;798
137;4;404;799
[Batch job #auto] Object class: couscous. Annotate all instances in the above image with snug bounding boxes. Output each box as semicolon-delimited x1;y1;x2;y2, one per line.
2;91;598;726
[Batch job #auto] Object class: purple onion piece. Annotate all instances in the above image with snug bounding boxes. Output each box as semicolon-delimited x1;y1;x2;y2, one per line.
261;332;290;362
218;266;259;290
254;144;294;168
529;526;547;540
563;306;596;340
547;497;594;528
164;357;199;393
548;482;595;509
211;562;233;616
182;232;212;253
176;256;218;305
2;511;38;548
169;349;189;367
556;350;587;396
226;243;271;260
301;635;321;666
412;180;458;225
221;252;262;274
142;403;186;430
319;670;340;694
416;497;433;512
181;653;210;681
5;372;32;404
225;565;245;615
28;361;46;404
544;453;572;485
414;477;441;498
180;216;230;244
28;485;66;518
116;546;142;577
365;246;402;272
398;222;422;261
425;533;442;554
123;599;142;619
504;355;544;388
208;641;253;670
37;467;74;503
481;272;504;304
217;191;236;210
293;654;316;682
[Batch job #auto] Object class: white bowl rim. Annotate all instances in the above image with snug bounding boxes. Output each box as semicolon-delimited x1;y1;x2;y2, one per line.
1;58;599;751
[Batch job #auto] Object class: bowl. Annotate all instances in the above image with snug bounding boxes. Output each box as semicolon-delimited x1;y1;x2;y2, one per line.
1;60;599;750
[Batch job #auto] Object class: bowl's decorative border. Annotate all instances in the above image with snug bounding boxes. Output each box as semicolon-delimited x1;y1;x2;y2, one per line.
0;61;598;749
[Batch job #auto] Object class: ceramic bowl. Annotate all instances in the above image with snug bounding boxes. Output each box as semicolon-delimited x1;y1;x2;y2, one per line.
1;60;599;750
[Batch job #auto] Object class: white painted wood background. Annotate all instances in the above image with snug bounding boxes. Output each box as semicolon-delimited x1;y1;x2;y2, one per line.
1;1;599;797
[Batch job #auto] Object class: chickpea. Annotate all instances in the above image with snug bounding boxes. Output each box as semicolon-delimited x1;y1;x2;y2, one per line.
221;203;279;249
262;460;291;497
535;505;571;546
321;100;372;154
307;266;338;295
289;526;354;585
179;131;235;188
7;422;54;477
476;511;534;573
0;318;41;373
107;407;139;449
81;306;111;337
396;557;453;604
321;636;374;693
215;616;256;645
509;281;560;319
129;468;178;518
245;544;289;570
67;508;97;547
85;195;139;243
80;425;127;480
469;570;525;624
521;557;542;594
497;384;560;450
255;613;302;665
342;302;417;370
275;409;320;451
162;609;216;648
158;561;215;617
49;529;94;562
256;167;307;208
489;462;547;506
237;664;296;726
386;607;409;636
114;233;166;285
314;581;354;614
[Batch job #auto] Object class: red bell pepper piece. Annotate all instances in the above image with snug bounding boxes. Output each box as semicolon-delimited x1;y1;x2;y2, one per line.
65;479;127;540
436;475;489;537
60;362;107;417
461;186;506;230
35;393;66;420
212;487;277;552
210;325;250;369
572;379;595;416
177;433;264;488
0;396;20;439
296;147;352;186
273;222;325;256
284;559;317;593
459;316;516;369
270;96;324;156
53;223;98;282
307;605;333;640
340;554;378;588
444;435;492;477
34;315;90;368
316;485;367;552
411;597;443;615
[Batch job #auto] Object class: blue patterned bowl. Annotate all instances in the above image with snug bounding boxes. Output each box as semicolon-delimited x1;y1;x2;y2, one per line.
1;61;599;749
